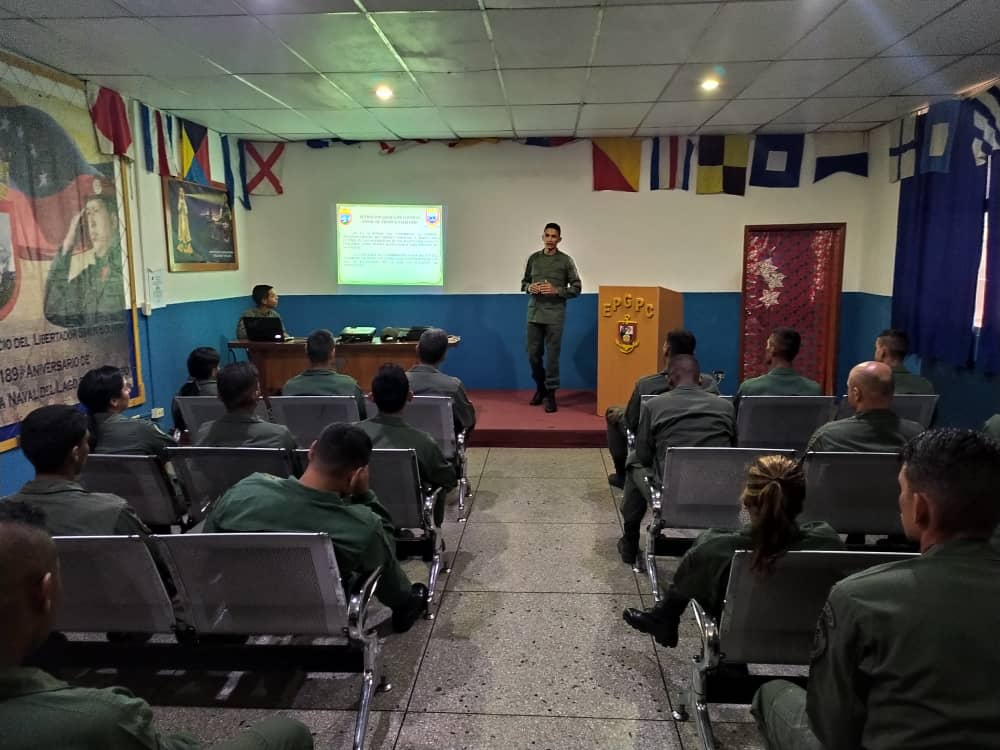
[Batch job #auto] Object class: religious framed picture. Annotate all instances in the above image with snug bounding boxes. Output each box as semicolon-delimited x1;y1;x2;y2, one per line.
162;176;238;272
739;223;846;393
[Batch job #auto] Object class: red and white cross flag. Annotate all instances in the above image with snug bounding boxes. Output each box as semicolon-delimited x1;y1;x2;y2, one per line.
243;141;286;195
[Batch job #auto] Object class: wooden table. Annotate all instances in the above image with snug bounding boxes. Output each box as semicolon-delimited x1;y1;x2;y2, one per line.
228;339;455;395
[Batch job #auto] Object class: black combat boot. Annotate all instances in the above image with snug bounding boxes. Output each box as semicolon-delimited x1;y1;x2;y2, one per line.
544;389;558;413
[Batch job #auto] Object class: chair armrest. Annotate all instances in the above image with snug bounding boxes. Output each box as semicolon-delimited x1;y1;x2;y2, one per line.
626;427;636;451
422;486;443;527
348;566;383;641
690;600;721;671
644;473;662;516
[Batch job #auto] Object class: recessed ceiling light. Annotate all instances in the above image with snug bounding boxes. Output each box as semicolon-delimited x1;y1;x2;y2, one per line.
701;78;720;92
375;85;394;101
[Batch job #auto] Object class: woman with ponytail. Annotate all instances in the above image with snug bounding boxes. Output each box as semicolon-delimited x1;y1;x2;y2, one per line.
622;454;842;647
77;366;175;459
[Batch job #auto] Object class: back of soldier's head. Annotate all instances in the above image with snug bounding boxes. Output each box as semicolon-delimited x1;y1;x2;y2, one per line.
187;347;220;380
848;361;894;405
417;328;449;365
877;328;909;361
0;501;58;649
217;362;259;410
770;327;801;361
371;364;409;413
901;429;1000;537
77;366;124;414
668;354;701;385
665;329;696;356
306;329;336;365
19;405;88;475
311;423;372;477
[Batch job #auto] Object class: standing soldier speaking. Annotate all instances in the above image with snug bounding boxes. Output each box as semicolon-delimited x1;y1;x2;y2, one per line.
521;222;582;413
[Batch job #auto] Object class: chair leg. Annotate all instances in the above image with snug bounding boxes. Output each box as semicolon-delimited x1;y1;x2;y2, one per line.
646;524;661;603
353;641;383;750
425;547;443;620
457;476;469;522
691;649;717;750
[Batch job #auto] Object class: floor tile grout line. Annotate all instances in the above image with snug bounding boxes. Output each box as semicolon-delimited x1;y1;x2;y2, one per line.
430;589;648;596
393;707;688;722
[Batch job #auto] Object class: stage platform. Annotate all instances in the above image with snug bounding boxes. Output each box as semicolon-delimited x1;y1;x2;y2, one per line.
467;390;606;448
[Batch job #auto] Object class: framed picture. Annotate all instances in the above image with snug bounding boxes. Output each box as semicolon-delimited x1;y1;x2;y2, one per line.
163;176;238;272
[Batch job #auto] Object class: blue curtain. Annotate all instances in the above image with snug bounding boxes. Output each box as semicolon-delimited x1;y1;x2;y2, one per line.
979;162;1000;373
891;104;988;367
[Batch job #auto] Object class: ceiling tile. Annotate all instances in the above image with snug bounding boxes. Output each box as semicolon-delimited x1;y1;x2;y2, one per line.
635;127;695;137
785;0;958;59
326;72;430;107
490;8;598;68
882;0;1000;57
225;108;322;133
297;108;396;137
156;75;286;108
149;16;312;75
819;56;958;97
770;97;879;124
593;4;719;66
585;65;677;103
37;18;218;76
739;59;864;99
0;8;13;16
280;133;341;140
689;0;842;63
170;109;268;134
115;0;244;15
642;100;725;128
502;68;587;105
0;0;129;17
366;0;479;8
413;71;505;106
238;74;359;109
660;61;771;101
370;107;455;138
260;13;403;73
440;106;512;131
485;0;599;6
0;19;105;74
510;104;579;130
451;130;515;138
374;11;494;73
837;95;936;123
577;103;649;129
898;55;1000;96
696;124;758;134
705;98;800;126
240;0;356;12
757;123;823;133
516;129;575;137
818;122;882;132
82;75;189;109
575;129;638;137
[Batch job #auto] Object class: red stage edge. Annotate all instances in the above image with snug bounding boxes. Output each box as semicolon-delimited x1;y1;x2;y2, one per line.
467;390;606;449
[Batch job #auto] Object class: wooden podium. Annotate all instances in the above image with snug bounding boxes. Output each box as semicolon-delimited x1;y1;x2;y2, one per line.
596;286;683;415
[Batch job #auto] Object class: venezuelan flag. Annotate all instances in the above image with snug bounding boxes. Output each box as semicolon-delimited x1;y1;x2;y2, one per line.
592;138;641;192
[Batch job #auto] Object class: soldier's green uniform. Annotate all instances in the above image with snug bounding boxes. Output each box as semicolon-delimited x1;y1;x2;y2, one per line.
736;367;822;397
358;414;457;493
171;378;218;433
235;307;286;340
195;410;296;451
43;243;125;328
620;386;735;547
1;479;147;536
281;368;367;419
606;371;719;477
203;473;414;609
407;363;476;434
753;539;1000;750
806;408;923;453
521;249;582;391
92;412;176;460
0;667;312;750
982;414;1000;440
651;522;843;644
891;364;935;395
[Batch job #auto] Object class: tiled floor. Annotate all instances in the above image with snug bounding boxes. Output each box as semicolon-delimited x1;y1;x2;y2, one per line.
146;448;764;749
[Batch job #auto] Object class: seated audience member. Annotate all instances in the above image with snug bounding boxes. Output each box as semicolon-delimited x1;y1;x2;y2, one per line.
407;327;476;437
171;346;220;434
874;328;935;394
77;366;175;459
359;364;457;526
618;355;735;563
281;329;366;418
606;329;720;489
3;405;147;536
806;361;923;452
623;454;842;646
235;283;287;340
0;501;314;750
983;414;1000;441
204;423;428;631
753;429;1000;750
195;362;295;450
736;327;822;398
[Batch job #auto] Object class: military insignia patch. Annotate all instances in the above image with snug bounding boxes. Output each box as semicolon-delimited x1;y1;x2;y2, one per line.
810;600;836;662
616;314;639;354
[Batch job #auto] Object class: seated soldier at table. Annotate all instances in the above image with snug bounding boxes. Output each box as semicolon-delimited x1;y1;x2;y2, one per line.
617;355;735;564
753;429;1000;750
77;366;175;459
736;327;822;398
407;327;475;438
195;362;296;451
359;364;457;527
203;423;428;632
623;454;842;646
0;501;314;750
171;346;220;434
806;361;923;453
281;328;366;418
606;329;719;489
235;284;287;340
874;328;935;395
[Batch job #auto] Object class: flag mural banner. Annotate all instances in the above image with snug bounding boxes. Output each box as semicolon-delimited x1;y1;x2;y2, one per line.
813;132;869;182
889;115;919;182
243;141;286;195
970;86;1000;166
180;119;211;185
749;134;804;188
650;136;695;190
919;99;961;174
86;83;133;160
592;138;641;192
0;65;142;451
138;103;180;177
697;135;749;195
